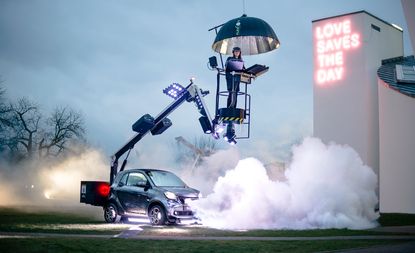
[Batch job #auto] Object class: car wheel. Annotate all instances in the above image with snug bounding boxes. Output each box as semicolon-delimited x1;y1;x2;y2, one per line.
104;203;121;223
148;205;166;225
167;217;177;225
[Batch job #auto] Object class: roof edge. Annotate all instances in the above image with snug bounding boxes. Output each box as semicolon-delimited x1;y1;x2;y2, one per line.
381;56;405;65
312;10;403;32
377;55;415;99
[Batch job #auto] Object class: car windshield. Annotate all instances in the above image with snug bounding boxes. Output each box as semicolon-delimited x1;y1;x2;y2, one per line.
146;171;186;187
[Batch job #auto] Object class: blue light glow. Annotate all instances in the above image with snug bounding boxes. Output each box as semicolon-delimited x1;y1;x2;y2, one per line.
163;83;186;99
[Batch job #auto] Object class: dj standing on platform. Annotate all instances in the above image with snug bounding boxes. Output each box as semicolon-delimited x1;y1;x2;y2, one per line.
225;47;245;108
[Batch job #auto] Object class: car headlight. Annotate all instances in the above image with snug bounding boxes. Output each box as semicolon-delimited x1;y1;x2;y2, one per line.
198;192;203;199
164;191;177;200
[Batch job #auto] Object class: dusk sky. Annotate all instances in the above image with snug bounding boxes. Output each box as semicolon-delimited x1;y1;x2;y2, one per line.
0;0;412;164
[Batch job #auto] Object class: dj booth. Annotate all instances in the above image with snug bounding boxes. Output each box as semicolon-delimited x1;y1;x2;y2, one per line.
238;64;269;84
226;60;269;84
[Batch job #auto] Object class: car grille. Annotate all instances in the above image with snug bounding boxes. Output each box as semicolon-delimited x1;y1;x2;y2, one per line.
178;196;197;205
174;210;193;216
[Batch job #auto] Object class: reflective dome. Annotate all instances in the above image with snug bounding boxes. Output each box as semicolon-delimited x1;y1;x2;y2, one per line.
212;14;280;55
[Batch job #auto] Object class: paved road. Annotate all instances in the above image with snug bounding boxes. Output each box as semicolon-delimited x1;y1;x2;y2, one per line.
1;230;414;253
1;231;415;241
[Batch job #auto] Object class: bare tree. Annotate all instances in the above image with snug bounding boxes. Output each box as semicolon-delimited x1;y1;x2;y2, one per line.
0;86;5;100
0;93;85;160
39;107;85;157
0;84;11;126
0;80;86;161
0;86;8;125
0;85;12;152
7;98;42;158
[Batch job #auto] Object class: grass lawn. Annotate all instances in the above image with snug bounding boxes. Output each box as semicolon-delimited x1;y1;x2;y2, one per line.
0;238;409;253
0;206;125;235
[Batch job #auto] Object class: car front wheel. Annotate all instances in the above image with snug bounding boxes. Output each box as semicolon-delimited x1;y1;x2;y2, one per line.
104;203;121;223
148;205;166;225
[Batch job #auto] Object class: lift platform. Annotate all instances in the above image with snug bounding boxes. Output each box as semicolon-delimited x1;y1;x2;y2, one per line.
208;14;277;144
210;62;268;143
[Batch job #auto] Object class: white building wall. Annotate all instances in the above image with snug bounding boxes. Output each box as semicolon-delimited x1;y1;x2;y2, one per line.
313;12;403;192
361;14;404;185
378;82;415;214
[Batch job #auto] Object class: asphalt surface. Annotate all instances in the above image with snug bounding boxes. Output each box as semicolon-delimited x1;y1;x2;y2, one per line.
1;231;415;241
1;226;414;252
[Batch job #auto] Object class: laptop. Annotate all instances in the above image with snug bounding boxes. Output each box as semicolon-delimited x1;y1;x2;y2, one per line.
245;64;269;77
226;60;244;71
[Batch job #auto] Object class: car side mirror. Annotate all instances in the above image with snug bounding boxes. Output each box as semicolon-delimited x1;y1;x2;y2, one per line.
135;181;148;188
118;182;125;187
145;181;151;191
139;181;151;191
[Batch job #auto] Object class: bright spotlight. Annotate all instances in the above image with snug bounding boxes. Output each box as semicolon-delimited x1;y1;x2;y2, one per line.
229;139;237;145
163;83;186;99
215;124;225;134
199;116;212;134
223;123;237;145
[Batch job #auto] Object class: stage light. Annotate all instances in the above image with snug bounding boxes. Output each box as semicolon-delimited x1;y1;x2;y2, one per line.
163;83;186;99
229;139;237;145
151;118;172;135
212;132;220;139
223;124;236;144
215;124;225;134
209;56;218;68
132;114;155;133
199;116;213;134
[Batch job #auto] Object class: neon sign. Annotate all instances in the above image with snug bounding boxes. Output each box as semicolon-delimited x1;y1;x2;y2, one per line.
315;20;360;85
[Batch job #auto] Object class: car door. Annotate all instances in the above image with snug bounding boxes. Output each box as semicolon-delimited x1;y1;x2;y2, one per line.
123;172;148;214
114;172;134;212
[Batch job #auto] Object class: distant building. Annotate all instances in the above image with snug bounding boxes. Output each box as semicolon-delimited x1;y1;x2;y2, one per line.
312;11;415;213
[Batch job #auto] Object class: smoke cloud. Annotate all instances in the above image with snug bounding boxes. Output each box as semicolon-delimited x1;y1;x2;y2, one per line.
179;147;240;195
0;171;24;205
0;148;108;208
190;137;379;230
39;149;108;202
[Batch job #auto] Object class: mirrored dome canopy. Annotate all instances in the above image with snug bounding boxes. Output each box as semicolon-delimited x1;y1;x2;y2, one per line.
212;14;280;55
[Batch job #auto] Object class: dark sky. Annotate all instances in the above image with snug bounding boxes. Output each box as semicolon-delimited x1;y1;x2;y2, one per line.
0;0;411;162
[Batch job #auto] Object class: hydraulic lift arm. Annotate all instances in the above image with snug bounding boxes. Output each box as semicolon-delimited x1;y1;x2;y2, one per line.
109;79;214;184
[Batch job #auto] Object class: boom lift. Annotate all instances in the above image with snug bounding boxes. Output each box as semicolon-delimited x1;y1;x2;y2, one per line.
109;79;215;184
80;79;215;206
